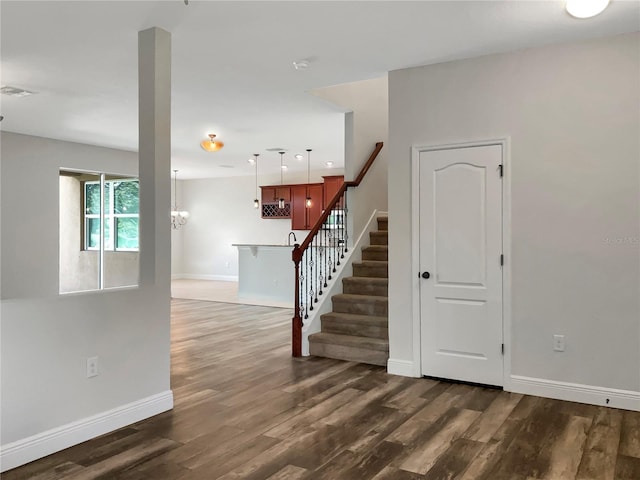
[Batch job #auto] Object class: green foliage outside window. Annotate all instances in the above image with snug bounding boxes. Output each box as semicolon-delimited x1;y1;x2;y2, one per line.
85;179;138;251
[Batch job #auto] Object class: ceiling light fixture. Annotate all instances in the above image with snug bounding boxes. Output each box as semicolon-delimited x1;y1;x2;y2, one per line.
565;0;610;18
295;154;303;160
171;170;190;229
326;161;334;167
292;60;309;70
253;154;260;209
305;149;312;208
200;133;224;152
278;151;286;209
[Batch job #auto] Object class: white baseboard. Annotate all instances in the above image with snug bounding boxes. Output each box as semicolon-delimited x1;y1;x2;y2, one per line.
509;375;640;412
387;358;421;378
0;390;174;473
174;274;238;282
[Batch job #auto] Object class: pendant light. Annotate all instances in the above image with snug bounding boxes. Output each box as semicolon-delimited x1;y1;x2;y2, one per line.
305;149;312;208
171;169;190;229
253;154;260;209
278;151;285;209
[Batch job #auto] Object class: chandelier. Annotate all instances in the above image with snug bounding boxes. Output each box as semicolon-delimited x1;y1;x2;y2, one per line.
171;169;190;229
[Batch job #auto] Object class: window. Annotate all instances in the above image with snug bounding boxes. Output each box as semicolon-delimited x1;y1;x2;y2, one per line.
59;170;139;294
84;178;139;251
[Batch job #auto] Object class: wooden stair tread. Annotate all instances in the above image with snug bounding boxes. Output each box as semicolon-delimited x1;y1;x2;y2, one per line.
308;332;389;351
362;245;388;251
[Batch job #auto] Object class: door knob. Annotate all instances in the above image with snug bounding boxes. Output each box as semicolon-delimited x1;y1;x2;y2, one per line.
421;271;430;279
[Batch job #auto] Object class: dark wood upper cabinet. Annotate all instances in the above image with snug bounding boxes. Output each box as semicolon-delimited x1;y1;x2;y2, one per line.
261;186;291;204
260;177;340;228
322;175;345;209
291;183;323;230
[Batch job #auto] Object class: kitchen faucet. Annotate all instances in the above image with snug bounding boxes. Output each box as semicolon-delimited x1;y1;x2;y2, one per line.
288;232;297;246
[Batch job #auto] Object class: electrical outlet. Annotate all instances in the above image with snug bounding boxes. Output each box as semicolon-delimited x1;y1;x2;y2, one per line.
553;335;565;352
87;356;99;378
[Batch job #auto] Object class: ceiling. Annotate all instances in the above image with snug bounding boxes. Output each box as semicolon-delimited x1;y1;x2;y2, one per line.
1;1;638;179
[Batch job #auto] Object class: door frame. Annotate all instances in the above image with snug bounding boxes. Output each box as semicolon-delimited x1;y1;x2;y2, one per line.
410;137;512;387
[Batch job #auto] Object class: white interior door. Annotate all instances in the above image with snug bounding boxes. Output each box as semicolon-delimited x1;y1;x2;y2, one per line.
419;144;503;387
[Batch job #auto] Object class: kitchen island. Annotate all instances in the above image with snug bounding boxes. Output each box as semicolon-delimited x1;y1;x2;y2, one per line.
232;244;295;308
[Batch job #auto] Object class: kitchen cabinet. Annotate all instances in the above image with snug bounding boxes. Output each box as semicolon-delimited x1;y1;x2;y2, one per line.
322;175;344;209
261;186;291;204
291;183;323;230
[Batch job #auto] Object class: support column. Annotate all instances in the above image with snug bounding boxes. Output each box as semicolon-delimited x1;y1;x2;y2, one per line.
138;27;171;291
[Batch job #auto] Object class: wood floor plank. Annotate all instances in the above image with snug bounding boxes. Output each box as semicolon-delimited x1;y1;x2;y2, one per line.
618;410;640;458
264;464;308;480
458;417;524;480
5;299;639;480
424;437;485;480
463;391;523;442
399;408;481;475
542;414;593;479
614;454;640;480
576;407;623;480
28;461;85;480
481;398;570;479
63;438;180;480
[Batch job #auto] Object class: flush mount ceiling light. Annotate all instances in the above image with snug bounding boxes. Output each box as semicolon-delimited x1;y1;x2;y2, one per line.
295;154;303;160
326;161;334;167
565;0;610;18
200;134;224;152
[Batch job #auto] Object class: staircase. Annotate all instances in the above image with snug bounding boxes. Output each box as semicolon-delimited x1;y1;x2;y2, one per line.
308;216;388;366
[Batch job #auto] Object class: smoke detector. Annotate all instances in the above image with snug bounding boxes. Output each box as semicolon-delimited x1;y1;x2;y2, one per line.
1;86;38;97
292;60;309;70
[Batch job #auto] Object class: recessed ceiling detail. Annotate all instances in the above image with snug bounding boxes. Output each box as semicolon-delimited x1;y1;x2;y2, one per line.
1;86;37;97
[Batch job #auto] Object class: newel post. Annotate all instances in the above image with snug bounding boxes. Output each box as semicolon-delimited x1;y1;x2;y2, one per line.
292;244;302;357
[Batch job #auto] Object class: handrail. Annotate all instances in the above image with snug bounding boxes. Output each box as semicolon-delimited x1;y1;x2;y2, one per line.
291;142;383;356
293;142;383;260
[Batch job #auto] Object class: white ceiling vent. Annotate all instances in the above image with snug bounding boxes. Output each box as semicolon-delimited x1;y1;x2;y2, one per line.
1;86;38;97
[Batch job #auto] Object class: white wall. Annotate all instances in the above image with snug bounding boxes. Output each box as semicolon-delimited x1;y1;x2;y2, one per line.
179;169;343;280
0;132;171;456
388;33;640;394
312;76;388;240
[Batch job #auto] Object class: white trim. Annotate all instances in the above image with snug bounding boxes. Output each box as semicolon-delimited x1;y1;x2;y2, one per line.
174;274;238;282
509;375;640;412
387;358;421;378
0;390;173;472
411;137;512;384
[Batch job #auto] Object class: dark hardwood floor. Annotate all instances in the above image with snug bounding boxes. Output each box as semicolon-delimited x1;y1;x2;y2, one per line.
4;299;639;479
